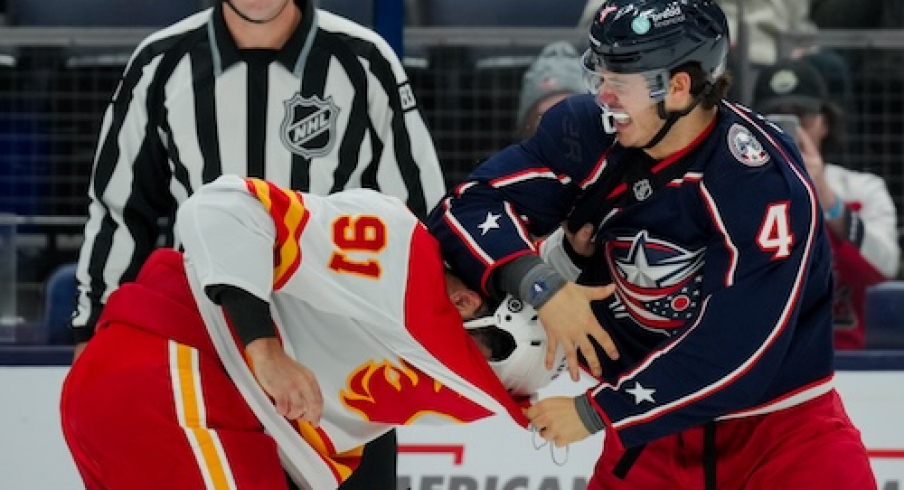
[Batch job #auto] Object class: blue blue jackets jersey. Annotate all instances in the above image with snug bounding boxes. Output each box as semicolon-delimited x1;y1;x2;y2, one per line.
426;94;836;449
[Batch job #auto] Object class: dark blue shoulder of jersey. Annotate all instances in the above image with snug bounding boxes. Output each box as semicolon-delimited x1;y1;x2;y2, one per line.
426;94;616;294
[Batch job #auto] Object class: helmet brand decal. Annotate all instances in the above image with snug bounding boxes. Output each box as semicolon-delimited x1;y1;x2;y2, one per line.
649;2;685;29
281;93;339;159
631;16;652;35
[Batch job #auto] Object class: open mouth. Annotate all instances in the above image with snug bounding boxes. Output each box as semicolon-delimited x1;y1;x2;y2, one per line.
610;111;631;130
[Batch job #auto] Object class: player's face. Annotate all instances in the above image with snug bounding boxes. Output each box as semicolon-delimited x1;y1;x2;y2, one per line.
594;71;664;147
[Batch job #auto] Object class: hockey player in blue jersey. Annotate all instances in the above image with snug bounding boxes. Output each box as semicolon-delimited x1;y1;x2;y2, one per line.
426;0;876;488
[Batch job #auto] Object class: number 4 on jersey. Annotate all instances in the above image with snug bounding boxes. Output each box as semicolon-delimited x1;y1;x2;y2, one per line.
757;202;794;259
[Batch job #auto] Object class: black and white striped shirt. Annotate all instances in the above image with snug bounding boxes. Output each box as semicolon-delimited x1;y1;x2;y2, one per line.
72;0;445;339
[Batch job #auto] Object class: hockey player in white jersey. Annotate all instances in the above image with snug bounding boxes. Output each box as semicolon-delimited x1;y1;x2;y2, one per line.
59;175;587;490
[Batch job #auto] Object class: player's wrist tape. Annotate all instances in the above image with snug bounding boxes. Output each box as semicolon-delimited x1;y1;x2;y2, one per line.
498;255;567;310
824;197;844;220
845;210;864;246
575;394;605;434
520;264;567;310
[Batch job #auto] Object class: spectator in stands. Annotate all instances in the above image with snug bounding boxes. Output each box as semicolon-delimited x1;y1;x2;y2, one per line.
716;0;815;66
811;0;904;199
68;0;445;488
753;57;901;349
516;41;585;140
61;175;569;490
579;0;814;65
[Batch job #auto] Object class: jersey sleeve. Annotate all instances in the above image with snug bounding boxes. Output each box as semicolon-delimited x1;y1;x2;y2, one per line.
362;27;445;217
71;46;175;339
838;168;900;278
426;95;614;294
590;146;831;449
176;176;286;301
177;175;420;326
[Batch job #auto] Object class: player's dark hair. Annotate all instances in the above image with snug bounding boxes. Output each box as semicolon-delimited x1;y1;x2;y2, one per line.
474;294;502;319
672;62;733;110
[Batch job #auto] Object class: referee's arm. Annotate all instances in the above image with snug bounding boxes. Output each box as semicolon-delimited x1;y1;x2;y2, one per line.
70;57;172;343
367;39;445;218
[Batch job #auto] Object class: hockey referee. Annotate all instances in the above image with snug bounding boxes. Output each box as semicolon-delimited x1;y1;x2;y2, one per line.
68;0;445;488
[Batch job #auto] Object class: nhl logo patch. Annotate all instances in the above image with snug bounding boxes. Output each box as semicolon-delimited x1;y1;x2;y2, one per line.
727;123;769;167
633;178;653;201
281;94;339;159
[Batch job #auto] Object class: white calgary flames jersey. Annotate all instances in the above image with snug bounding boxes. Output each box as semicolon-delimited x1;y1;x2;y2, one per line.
176;175;525;490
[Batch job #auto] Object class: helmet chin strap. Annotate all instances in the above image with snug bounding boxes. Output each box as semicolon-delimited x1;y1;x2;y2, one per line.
225;0;290;24
642;82;713;150
642;96;700;149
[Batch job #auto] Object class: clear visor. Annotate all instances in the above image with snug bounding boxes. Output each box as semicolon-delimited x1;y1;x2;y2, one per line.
581;49;671;133
580;49;670;102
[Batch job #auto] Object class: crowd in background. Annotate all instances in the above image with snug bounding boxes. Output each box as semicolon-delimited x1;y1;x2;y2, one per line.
1;0;904;351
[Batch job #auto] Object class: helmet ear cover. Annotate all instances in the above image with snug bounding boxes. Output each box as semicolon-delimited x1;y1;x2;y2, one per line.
465;296;566;396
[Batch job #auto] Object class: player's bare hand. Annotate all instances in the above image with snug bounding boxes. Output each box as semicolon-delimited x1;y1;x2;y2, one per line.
796;128;840;220
527;396;591;447
796;128;826;186
538;282;618;380
564;222;596;257
246;337;323;426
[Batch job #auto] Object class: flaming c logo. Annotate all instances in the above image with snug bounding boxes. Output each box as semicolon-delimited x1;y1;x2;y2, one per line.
341;359;492;424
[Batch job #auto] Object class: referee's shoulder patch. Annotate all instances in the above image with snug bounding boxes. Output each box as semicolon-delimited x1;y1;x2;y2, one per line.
398;82;417;112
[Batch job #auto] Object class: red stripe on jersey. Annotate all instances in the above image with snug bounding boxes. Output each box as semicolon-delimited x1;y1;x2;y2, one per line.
606;118;716;200
402;225;529;427
490;168;571;188
579;148;611;189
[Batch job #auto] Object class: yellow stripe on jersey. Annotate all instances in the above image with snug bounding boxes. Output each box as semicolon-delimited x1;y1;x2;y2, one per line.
245;178;310;290
294;420;358;484
170;341;237;490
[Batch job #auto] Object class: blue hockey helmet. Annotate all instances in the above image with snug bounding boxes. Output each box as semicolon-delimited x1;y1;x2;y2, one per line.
587;0;729;81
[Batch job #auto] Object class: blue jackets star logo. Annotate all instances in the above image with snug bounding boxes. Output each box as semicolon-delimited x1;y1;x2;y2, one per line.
477;212;501;235
626;382;656;404
607;231;705;330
